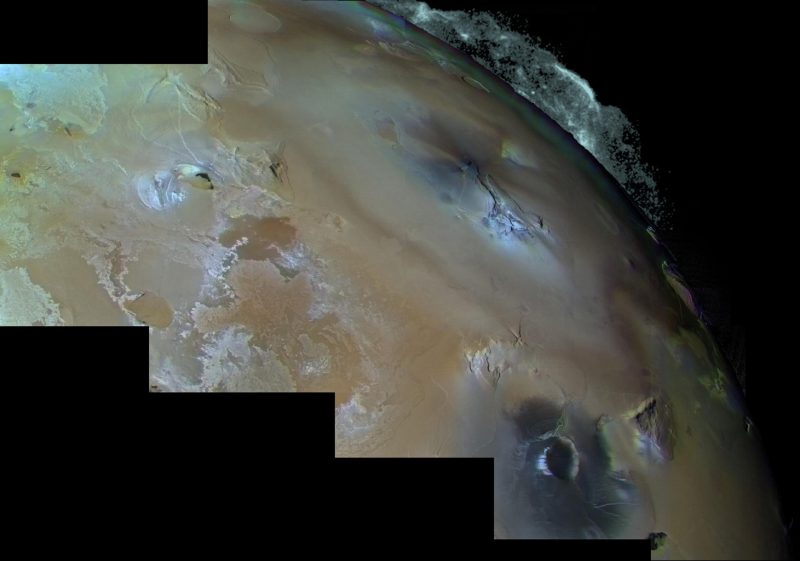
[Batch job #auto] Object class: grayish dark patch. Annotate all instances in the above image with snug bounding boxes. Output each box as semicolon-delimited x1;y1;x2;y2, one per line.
545;436;579;480
634;396;676;461
649;531;668;550
500;398;642;538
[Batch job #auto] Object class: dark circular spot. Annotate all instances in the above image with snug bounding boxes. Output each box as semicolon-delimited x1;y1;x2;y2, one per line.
545;436;579;480
500;398;643;539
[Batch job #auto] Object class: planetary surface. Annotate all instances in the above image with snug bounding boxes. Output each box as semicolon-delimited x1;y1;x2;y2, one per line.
0;0;783;557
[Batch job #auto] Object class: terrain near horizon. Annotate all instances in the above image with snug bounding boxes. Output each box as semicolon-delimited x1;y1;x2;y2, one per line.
0;0;784;556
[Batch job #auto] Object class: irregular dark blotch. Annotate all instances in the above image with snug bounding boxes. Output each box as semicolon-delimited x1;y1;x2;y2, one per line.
10;172;21;178
649;531;668;550
195;172;214;189
635;397;675;460
510;397;562;440
545;437;579;480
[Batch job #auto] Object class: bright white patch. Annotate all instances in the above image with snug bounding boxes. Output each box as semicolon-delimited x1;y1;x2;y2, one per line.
336;388;380;438
0;268;62;325
135;171;187;211
0;64;108;134
199;326;296;391
536;449;553;476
